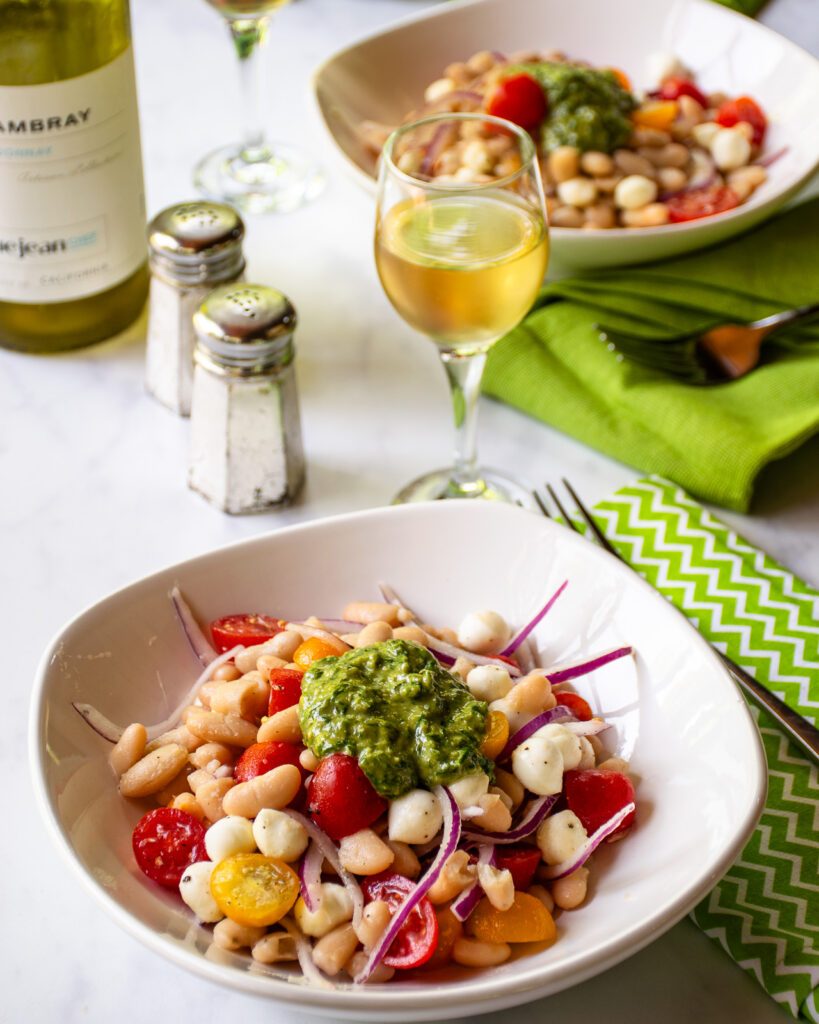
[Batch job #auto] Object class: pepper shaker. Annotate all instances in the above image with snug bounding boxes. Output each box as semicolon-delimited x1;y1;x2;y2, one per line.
189;283;305;514
145;201;245;416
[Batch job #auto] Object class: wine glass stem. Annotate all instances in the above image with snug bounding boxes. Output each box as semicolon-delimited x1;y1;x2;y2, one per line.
228;17;270;159
441;349;488;494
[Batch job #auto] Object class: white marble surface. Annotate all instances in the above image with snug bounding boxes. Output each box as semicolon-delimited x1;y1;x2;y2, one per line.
5;0;818;1021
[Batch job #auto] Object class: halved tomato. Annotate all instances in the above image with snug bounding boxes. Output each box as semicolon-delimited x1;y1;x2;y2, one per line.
362;872;439;969
210;613;282;652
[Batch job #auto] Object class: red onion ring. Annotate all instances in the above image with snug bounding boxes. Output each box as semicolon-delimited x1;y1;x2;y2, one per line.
451;844;495;922
462;794;559;844
540;802;636;879
278;917;334;989
284;810;363;928
501;580;569;656
497;706;575;763
298;840;325;913
546;646;633;685
171;586;217;667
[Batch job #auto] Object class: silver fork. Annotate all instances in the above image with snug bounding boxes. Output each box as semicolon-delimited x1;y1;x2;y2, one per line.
536;479;819;764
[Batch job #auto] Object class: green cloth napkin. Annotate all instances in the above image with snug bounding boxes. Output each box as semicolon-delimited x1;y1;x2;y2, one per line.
592;476;819;1020
483;199;819;512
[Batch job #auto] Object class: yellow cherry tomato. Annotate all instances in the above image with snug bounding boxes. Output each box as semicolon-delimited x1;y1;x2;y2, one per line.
467;892;557;945
480;710;509;761
293;637;340;668
210;853;299;927
632;100;679;131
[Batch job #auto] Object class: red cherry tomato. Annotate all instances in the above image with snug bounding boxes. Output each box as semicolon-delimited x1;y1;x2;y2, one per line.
132;807;207;889
658;76;708;108
362;872;439;969
234;741;303;783
494;844;542;890
554;691;593;721
210;614;282;652
564;769;636;841
307;753;387;840
267;668;304;717
715;95;767;147
486;73;548;132
666;184;739;223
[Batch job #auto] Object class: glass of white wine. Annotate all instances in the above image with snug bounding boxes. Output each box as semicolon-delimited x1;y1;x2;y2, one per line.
195;0;324;214
375;112;549;505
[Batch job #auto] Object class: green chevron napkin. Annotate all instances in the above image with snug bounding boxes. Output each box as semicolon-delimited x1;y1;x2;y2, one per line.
592;475;819;1020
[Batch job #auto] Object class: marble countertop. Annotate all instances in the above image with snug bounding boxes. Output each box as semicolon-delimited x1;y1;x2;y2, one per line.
6;0;818;1021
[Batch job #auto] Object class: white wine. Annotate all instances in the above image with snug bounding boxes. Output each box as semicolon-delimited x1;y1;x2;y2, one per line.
0;0;148;353
376;193;548;354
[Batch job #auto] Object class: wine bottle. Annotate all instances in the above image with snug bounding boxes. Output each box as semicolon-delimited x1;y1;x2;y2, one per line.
0;0;149;353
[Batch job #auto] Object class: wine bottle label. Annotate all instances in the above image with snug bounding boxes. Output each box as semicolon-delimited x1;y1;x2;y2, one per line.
0;47;146;304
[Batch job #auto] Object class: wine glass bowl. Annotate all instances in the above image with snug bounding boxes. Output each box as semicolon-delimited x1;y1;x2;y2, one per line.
374;113;548;503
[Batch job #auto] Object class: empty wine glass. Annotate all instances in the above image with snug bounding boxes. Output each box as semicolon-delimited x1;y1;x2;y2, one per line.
375;112;549;506
195;0;324;214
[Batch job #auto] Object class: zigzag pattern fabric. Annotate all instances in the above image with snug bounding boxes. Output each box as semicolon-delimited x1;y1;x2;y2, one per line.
592;476;819;1020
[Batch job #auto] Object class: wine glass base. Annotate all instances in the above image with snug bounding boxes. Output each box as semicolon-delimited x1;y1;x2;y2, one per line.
194;141;325;214
393;468;536;509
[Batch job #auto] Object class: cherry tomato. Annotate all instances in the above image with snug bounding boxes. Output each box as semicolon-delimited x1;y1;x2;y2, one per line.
554;691;593;721
363;872;439;969
267;667;304;717
210;614;282;652
419;906;463;970
564;768;636;840
293;637;340;668
234;741;303;783
494;844;542;891
307;753;387;840
132;807;207;889
715;95;767;146
485;73;548;132
609;67;632;91
666;184;739;223
467;892;555;944
480;709;509;760
210;852;299;927
658;76;708;108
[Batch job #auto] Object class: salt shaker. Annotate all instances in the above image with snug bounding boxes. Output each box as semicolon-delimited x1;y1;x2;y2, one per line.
145;201;245;416
189;283;305;514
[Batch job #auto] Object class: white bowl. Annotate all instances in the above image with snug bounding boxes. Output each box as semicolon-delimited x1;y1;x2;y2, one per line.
30;501;765;1020
313;0;819;268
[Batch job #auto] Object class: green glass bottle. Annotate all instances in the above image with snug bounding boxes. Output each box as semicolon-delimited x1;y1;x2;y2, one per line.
0;0;148;353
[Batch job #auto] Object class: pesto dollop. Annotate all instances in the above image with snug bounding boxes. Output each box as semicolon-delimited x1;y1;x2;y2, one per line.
298;639;490;799
520;62;636;153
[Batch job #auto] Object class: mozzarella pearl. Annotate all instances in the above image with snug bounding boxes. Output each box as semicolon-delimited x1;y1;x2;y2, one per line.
614;175;658;211
533;723;583;770
511;736;564;796
388;788;443;845
448;773;490;811
457;610;511;655
557;176;599;208
179;861;223;923
466;665;513;702
204;815;256;863
537;809;588;865
252;808;308;862
711;127;751;171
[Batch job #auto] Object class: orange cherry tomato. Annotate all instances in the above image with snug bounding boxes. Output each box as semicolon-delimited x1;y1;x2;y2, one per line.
420;906;464;970
467;892;556;945
293;637;340;668
632;100;678;131
480;709;509;760
554;691;593;721
609;67;631;91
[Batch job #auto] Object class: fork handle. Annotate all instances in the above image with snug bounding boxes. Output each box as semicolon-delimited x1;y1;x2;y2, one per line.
719;651;819;761
751;302;819;336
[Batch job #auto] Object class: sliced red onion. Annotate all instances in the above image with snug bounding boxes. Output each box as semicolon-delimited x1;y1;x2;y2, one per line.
540;801;636;879
299;841;324;913
170;586;217;667
420;122;458;176
497;706;574;762
283;622;351;651
278;917;334;990
294;618;363;635
561;718;611;736
451;844;495;922
515;638;536;674
756;145;788;168
355;787;460;984
501;580;568;656
462;794;559;844
546;646;633;685
378;583;422;627
71;645;244;745
424;634;521;676
284;810;363;928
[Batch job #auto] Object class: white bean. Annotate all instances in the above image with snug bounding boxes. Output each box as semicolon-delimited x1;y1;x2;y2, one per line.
294;883;354;938
614;174;658;210
452;937;511;967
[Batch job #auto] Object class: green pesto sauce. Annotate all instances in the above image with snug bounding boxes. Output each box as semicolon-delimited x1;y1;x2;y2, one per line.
520;62;636;153
298;639;491;799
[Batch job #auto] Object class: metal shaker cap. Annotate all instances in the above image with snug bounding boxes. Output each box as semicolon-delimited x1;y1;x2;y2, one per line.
193;283;297;376
148;201;245;285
